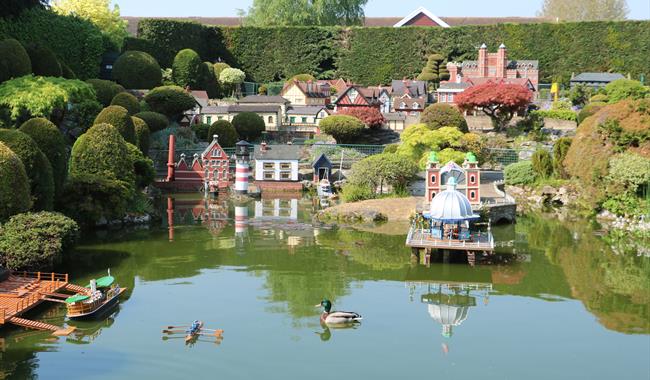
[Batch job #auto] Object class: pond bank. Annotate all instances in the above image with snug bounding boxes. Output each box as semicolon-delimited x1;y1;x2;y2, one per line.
315;197;424;223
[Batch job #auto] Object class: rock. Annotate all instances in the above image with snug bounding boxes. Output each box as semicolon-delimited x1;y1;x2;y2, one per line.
540;185;557;196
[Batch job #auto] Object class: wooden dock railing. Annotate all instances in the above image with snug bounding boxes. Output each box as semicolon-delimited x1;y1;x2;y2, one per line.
15;271;68;282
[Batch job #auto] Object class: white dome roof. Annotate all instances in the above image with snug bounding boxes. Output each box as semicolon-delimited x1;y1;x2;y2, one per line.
429;177;478;221
427;304;470;327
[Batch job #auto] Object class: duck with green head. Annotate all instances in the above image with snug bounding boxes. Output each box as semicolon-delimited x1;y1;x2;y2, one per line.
315;299;362;325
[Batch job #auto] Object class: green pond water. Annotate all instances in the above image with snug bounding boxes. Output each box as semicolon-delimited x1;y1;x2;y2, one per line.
1;196;649;379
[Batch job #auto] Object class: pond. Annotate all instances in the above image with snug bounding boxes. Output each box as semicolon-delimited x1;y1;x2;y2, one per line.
1;195;649;379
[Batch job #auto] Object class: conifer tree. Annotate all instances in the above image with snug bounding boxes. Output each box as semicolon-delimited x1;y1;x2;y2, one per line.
417;54;449;90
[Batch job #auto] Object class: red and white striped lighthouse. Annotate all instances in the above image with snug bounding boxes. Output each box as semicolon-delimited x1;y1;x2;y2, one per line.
234;140;252;194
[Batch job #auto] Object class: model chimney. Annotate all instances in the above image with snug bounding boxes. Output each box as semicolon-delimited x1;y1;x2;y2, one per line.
261;141;268;152
212;134;219;143
497;43;507;78
478;43;488;77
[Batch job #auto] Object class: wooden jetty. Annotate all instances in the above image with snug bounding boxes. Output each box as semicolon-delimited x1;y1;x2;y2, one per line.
0;271;83;336
405;223;495;265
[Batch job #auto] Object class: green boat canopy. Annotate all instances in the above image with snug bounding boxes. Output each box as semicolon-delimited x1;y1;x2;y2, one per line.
65;294;89;304
85;276;115;288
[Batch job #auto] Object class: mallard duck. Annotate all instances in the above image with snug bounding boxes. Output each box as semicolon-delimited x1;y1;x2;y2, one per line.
315;299;362;325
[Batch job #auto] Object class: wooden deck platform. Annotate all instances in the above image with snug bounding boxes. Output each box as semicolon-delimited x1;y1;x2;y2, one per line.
405;227;495;252
0;272;77;336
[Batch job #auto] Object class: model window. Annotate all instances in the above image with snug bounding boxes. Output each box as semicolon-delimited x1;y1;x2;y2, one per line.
263;162;274;170
440;94;447;102
302;117;308;123
470;190;476;199
280;171;291;180
206;116;212;124
470;175;476;184
263;171;274;180
211;149;221;158
204;170;209;178
449;94;454;102
268;116;273;124
431;175;436;184
213;170;219;179
290;116;296;123
280;163;291;170
217;116;223;120
400;102;406;109
412;102;419;109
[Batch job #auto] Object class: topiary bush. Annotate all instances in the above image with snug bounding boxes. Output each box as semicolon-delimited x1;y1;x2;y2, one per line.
172;48;202;88
231;112;265;142
19;117;67;198
0;38;32;83
86;79;125;107
60;62;76;79
504;161;536;186
0;211;79;270
0;141;31;221
134;111;169;132
25;44;61;77
93;105;136;144
112;50;162;89
69;123;134;185
553;137;572;179
126;142;155;188
143;85;196;119
198;62;218;98
0;129;54;211
132;116;150;155
420;103;469;132
191;122;210;141
58;173;132;227
110;92;140;115
319;115;364;143
531;149;553;179
208;120;238;147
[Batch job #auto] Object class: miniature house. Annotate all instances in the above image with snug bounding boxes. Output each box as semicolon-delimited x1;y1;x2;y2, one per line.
171;134;230;192
253;143;301;182
312;153;333;183
425;152;481;205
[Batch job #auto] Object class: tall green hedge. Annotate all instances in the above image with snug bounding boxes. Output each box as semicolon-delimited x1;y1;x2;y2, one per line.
134;19;650;85
0;9;104;79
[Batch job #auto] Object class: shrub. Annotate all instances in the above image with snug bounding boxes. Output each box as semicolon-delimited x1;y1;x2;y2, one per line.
0;211;79;270
93;105;136;144
112;50;162;89
590;94;608;103
172;48;202;88
19;117;67;198
420;103;468;132
213;62;231;78
110;92;140;115
69;123;134;184
319;115;364;143
219;68;245;96
63;99;103;136
530;109;577;122
0;129;54;211
126;143;155;188
338;107;385;129
0;39;32;83
287;73;315;82
198;62;218;98
258;85;268;95
569;84;591;106
341;183;374;202
132;116;150;155
605;79;648;103
60;62;76;79
436;148;466;166
0;142;31;221
531;149;553;179
25;44;61;77
191;122;210;141
231;112;265;141
383;143;399;153
348;152;417;196
59;173;132;227
208;120;238;147
0;76;96;126
553;137;572;179
134;111;169;132
577;102;606;124
86;79;125;107
143;85;196;119
504;161;536;186
602;152;650;216
551;100;572;111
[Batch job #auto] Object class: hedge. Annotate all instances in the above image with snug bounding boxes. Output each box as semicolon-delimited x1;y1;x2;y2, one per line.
93;105;136;144
504;160;536;186
0;38;32;83
0;129;54;211
530;109;578;122
70;123;134;185
0;8;103;79
0;142;31;221
112;50;162;90
19;117;68;199
111;92;141;115
134;111;169;132
133;20;650;85
0;211;79;270
25;44;61;77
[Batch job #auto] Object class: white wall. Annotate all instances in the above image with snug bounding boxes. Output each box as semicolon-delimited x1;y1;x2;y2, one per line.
254;159;299;181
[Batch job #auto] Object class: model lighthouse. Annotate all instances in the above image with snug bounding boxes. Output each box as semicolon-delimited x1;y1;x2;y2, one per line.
234;140;252;194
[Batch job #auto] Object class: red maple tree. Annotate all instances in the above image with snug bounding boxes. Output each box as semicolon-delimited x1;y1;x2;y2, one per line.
338;107;386;129
455;81;533;131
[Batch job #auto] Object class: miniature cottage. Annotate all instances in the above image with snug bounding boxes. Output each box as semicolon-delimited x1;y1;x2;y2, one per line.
253;143;301;182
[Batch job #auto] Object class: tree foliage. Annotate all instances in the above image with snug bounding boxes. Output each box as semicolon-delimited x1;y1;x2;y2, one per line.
420;103;468;132
538;0;629;21
0;0;46;18
531;149;553;179
0;129;54;211
231;112;265;141
417;53;449;88
25;44;61;78
132;116;151;155
0;211;79;270
245;0;367;26
209;120;238;147
126;142;155;188
0;142;31;221
456;81;533;131
553;137;572;179
603;153;650;216
198;62;219;98
0;39;32;83
347;152;417;196
605;79;648;103
93;105;136;144
396;124;468;169
219;68;246;97
52;0;129;48
86;79;124;107
134;111;169;132
338;107;385;129
319;115;364;143
504;160;537;186
143;85;197;119
19;118;68;199
110;92;140;115
112;51;162;90
172;48;203;89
